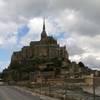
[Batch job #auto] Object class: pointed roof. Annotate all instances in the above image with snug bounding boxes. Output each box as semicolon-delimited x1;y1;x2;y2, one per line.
43;17;46;31
41;18;47;39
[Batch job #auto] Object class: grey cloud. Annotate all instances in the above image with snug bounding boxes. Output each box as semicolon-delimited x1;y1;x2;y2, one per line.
67;44;84;56
54;0;100;24
81;55;100;69
73;18;100;36
3;0;100;23
1;0;100;36
4;0;50;19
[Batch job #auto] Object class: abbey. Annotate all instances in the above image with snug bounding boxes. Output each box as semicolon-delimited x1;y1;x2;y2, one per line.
11;19;69;63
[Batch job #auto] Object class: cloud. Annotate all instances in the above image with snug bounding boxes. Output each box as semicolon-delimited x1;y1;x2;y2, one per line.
0;32;17;48
0;61;10;72
0;0;100;38
81;55;100;69
2;0;100;26
58;37;85;56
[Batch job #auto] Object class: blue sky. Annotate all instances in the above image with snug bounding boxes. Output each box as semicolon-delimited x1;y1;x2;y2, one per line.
0;0;100;72
18;25;29;37
0;24;30;71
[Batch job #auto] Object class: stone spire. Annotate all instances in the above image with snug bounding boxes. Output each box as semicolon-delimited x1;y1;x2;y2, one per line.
41;18;47;39
43;17;46;31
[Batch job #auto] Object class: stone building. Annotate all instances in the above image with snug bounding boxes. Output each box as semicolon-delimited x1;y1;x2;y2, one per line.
11;19;69;64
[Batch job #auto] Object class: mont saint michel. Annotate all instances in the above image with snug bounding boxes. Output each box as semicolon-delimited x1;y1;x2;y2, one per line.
11;19;69;65
2;19;100;81
0;0;100;100
1;19;100;100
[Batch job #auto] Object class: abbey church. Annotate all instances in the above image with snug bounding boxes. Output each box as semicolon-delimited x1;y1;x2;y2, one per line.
11;19;69;63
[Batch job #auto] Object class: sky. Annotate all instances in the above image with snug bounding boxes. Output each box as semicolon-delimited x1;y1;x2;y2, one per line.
0;0;100;72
